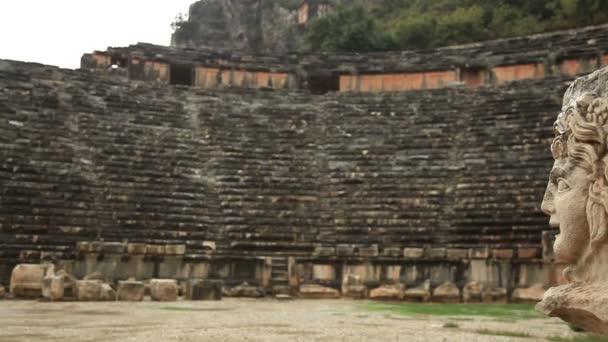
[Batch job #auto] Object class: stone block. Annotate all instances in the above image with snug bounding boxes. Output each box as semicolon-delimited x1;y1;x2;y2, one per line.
42;276;65;301
202;241;216;252
313;246;335;257
517;247;541;259
126;243;148;255
492;249;514;259
481;287;508;303
403;248;424;259
191;280;223;300
147;245;166;255
432;282;461;303
102;242;126;254
404;280;431;302
385;265;402;282
298;284;340;299
341;274;367;299
359;245;379;258
224;282;264;298
75;280;102;301
463;281;483;303
424;248;446;259
469;247;490;259
383;247;402;257
313;264;336;281
446;248;469;259
511;283;546;303
370;284;404;300
165;245;187;256
117;281;145;301
77;241;102;253
10;264;52;298
0;285;5;299
336;245;355;257
150;279;178;301
100;284;117;301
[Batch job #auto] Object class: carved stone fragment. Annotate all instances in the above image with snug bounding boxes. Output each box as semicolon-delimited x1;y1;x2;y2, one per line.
150;279;179;302
10;264;52;298
537;67;608;335
75;280;102;301
42;276;65;301
117;281;145;301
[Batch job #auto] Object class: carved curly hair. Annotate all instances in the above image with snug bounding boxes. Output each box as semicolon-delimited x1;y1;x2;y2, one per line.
558;93;608;260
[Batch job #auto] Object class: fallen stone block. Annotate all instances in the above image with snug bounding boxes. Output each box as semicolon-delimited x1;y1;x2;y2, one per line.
432;282;461;303
298;284;340;299
191;280;223;300
512;283;546;303
0;285;6;299
404;280;431;302
42;276;65;301
369;284;404;300
463;281;483;303
100;284;117;301
224;282;264;298
10;264;52;298
117;281;145;301
75;280;102;301
482;287;508;303
150;279;178;302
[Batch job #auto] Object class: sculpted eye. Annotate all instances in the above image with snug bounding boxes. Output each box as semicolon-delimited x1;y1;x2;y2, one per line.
557;178;571;192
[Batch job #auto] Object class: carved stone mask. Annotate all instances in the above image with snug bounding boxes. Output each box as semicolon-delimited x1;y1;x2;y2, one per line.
541;89;608;281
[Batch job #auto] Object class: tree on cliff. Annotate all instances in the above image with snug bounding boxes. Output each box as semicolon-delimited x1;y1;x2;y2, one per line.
304;0;608;52
304;5;393;52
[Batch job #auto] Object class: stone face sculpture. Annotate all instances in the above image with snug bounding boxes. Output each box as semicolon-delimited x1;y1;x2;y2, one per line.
537;67;608;334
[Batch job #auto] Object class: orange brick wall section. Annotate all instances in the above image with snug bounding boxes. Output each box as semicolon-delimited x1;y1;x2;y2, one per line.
604;55;608;67
492;64;544;85
339;70;456;92
196;68;288;90
144;61;169;83
93;53;111;68
195;67;220;88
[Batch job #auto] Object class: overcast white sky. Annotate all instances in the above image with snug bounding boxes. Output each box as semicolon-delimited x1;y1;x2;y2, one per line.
0;0;194;69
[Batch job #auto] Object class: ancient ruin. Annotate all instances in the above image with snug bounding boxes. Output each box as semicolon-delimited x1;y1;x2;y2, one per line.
536;67;608;334
2;22;608;312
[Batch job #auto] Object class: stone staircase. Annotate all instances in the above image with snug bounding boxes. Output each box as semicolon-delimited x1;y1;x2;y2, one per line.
270;257;290;295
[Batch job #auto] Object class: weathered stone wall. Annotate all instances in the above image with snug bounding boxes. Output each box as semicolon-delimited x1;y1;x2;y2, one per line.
0;59;570;294
85;24;608;93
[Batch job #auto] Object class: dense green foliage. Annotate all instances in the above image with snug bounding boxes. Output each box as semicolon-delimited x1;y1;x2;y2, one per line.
304;0;608;52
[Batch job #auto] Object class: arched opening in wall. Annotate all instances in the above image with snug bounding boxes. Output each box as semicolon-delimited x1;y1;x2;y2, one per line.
170;64;194;86
308;73;340;94
460;67;486;88
111;55;128;68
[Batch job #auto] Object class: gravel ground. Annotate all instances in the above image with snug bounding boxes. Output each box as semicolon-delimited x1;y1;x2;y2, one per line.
0;299;583;342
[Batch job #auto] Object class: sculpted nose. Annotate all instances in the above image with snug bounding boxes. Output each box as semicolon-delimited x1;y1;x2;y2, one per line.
541;198;554;216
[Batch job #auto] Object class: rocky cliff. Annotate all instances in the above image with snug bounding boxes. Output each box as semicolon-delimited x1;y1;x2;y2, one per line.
171;0;300;53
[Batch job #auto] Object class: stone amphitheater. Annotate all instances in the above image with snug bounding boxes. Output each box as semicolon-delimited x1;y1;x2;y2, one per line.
3;23;608;309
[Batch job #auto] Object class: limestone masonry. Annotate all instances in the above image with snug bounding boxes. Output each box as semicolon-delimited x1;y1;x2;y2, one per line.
2;24;606;301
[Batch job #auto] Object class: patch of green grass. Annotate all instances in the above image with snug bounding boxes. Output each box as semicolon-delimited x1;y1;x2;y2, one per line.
443;322;459;329
359;302;544;319
547;336;608;342
160;306;233;312
475;329;531;338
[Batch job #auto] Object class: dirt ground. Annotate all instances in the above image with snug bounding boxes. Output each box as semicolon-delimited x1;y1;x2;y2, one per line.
0;299;584;342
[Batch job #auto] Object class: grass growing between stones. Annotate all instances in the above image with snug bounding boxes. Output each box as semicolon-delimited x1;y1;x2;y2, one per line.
359;302;544;319
547;336;608;342
442;322;460;329
475;329;531;338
